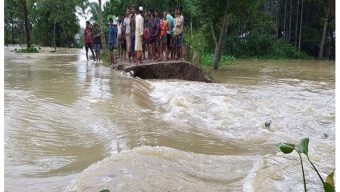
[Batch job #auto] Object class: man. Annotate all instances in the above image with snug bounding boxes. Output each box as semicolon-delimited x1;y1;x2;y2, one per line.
143;9;151;59
174;7;184;60
121;21;127;60
108;18;116;67
92;23;101;63
124;9;131;61
84;21;96;61
149;12;158;60
166;11;174;60
117;17;123;59
130;5;136;63
135;6;144;64
155;9;161;59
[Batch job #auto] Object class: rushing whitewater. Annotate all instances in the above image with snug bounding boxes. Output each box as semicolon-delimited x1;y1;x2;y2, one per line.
5;47;334;192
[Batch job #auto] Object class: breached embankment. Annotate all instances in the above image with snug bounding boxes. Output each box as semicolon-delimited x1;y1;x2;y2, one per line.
116;61;212;82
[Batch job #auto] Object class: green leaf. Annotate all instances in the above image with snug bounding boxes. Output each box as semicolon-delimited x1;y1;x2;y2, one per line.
278;143;295;154
100;190;110;192
325;170;335;188
297;138;309;155
324;182;334;192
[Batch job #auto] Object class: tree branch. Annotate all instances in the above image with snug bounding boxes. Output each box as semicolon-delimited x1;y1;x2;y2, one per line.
209;18;217;47
224;15;229;40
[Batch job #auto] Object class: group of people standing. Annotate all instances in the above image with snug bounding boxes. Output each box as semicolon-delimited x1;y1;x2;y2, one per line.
83;5;184;67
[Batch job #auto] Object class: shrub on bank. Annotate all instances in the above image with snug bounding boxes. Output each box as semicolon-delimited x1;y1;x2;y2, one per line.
14;45;40;53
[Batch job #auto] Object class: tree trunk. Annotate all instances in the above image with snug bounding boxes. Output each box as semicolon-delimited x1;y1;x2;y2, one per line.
20;0;31;49
288;0;292;42
294;0;299;46
298;0;304;53
275;0;279;40
209;18;217;46
53;19;57;52
61;24;69;47
283;0;287;42
213;1;229;70
98;0;106;49
318;7;330;59
45;16;49;46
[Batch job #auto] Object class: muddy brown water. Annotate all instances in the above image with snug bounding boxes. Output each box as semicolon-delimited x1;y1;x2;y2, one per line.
4;46;334;191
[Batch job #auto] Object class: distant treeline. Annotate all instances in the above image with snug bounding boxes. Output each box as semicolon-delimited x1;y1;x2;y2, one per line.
5;0;335;67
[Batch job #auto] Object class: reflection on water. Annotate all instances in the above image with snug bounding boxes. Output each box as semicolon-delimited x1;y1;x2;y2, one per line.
5;47;334;191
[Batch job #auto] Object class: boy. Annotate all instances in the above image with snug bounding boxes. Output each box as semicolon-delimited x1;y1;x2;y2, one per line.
124;9;131;61
117;18;123;59
149;13;158;60
143;10;151;60
174;7;184;60
155;9;161;59
121;23;127;60
130;5;136;63
108;18;116;67
166;11;174;60
93;23;102;63
84;21;96;61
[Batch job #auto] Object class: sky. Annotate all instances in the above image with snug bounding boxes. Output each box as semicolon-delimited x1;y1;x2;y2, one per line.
77;0;107;28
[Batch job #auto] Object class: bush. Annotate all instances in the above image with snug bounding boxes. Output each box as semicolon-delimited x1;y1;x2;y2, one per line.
199;52;237;67
185;28;237;68
14;45;39;53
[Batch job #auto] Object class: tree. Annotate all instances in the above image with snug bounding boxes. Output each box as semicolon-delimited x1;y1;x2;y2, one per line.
288;0;292;42
283;0;287;41
294;0;299;46
19;0;31;49
211;2;229;70
198;0;232;69
98;0;106;49
318;6;329;59
298;0;303;53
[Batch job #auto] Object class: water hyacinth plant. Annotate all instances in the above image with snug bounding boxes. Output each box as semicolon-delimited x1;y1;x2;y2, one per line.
277;138;335;192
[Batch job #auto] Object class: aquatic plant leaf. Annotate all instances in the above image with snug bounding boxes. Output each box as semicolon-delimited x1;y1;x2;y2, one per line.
278;143;295;154
297;138;309;155
324;182;334;192
325;170;335;188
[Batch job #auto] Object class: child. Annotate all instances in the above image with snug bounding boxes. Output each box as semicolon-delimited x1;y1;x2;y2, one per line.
121;24;127;60
93;23;101;63
160;13;169;60
108;18;116;67
143;22;150;60
117;18;123;59
149;13;158;60
84;21;96;61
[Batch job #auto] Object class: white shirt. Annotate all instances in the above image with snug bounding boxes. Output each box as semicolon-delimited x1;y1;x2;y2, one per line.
117;23;122;35
124;17;130;34
135;14;144;36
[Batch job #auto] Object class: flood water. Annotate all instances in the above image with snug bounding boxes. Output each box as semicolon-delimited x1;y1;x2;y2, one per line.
4;47;335;191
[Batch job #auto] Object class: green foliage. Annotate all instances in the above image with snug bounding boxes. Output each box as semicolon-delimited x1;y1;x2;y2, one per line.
297;138;309;155
324;183;334;192
99;190;110;192
14;45;39;53
278;143;295;154
5;0;87;47
278;138;335;192
198;53;237;67
326;170;335;188
5;0;335;60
